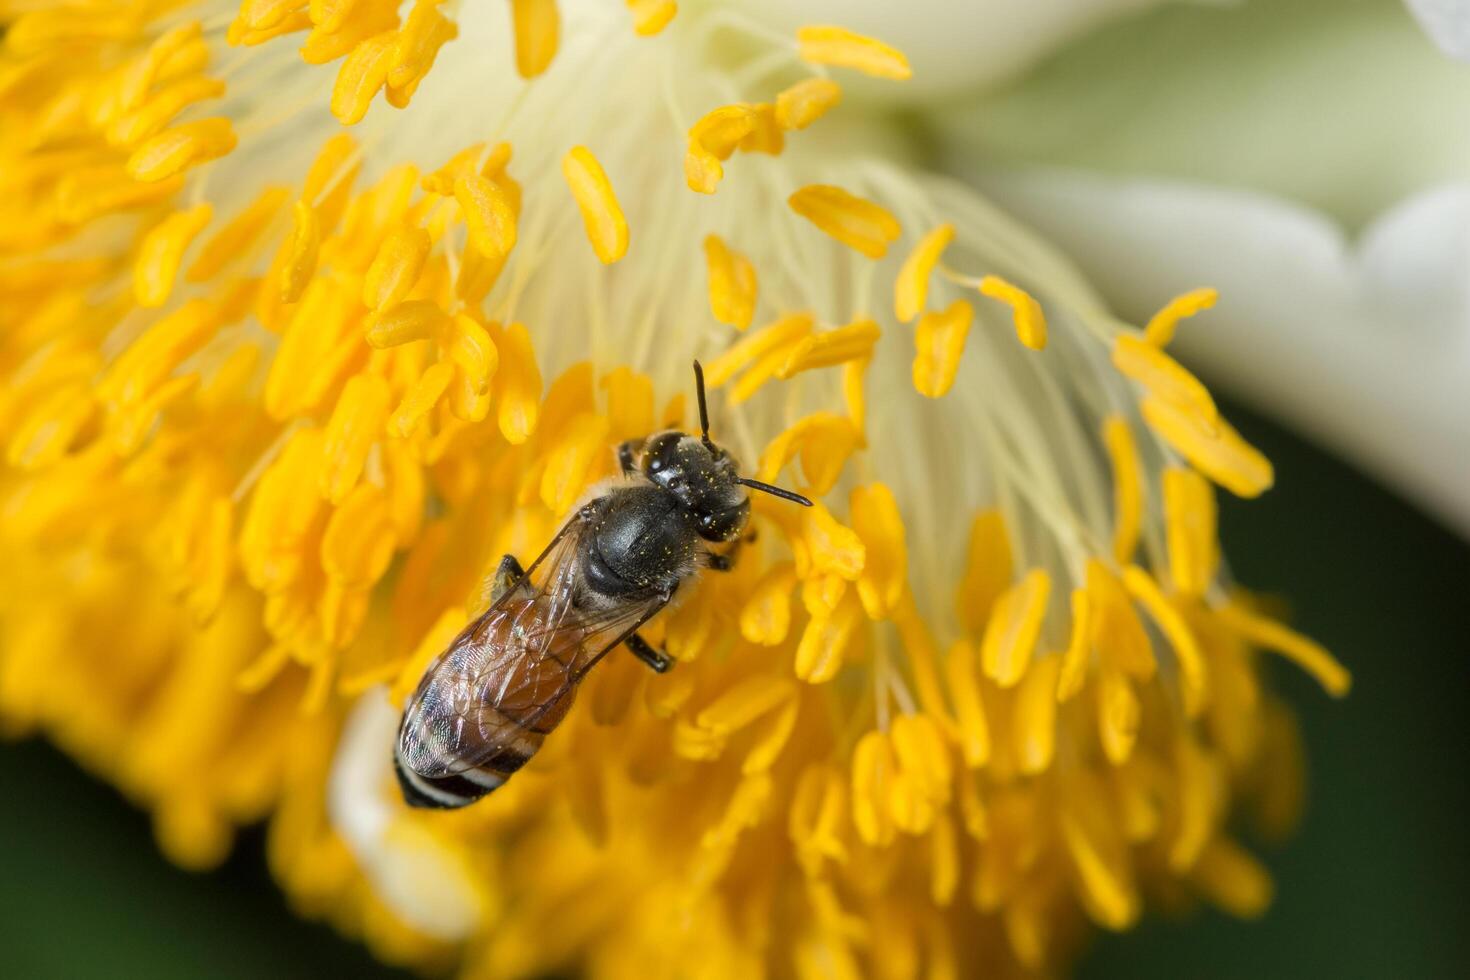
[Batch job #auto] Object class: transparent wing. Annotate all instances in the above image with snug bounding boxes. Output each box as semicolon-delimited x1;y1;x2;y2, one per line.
397;512;671;778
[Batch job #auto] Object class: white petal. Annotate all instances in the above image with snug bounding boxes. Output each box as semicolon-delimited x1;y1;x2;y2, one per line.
745;0;1174;97
330;690;484;941
971;169;1470;536
1405;0;1470;59
931;0;1470;230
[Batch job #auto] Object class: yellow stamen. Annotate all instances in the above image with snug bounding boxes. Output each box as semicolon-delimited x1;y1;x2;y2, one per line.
1213;603;1351;697
1122;565;1208;716
421;142;484;195
696;675;795;736
302;2;401;66
894;224;954;323
236;643;293;694
912;299;972;399
739;562;797;646
389;1;458;96
330;29;395;125
1112;334;1218;432
365;299;449;348
803;503;865;581
362;226;431;310
1102;415;1142;565
703;234;758;330
704;312;813;387
119;21;204;110
1168;735;1218;871
447;313;499;395
1085;560;1154;679
977;275;1046;350
493;321;542;444
592;368;649;443
449;238;501;302
626;0;677;36
795;25;912;80
1190;837;1273;918
743;698;800;773
561;145;628;264
320;373;390;504
1055;589;1093;702
690;104;756;161
851;729;898;846
1013;656;1060;774
321;485;395;588
1096;667;1140;764
980;569;1050;688
888;713;950;834
956;509;1012;636
788;184;901;260
757;412;861;496
1059;782;1139;930
509;0;560;79
778;318;881;378
1145;287;1217;347
944;640;990;767
110;77;228;148
790;765;848;874
850;483;905;619
1162;467;1218;597
1141;395;1274;498
134;204;213;308
99;299;218;406
227;10;313;47
892;590;955;731
775;78;842;131
539;413;611;512
278;201;320;303
454;173;517;260
683;142;723;195
241;0;302;32
5;384;94;471
738;103;784;155
126;116;237;182
795;590;862;683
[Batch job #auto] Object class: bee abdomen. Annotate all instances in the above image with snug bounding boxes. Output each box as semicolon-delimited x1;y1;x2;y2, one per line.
394;727;543;809
394;756;500;809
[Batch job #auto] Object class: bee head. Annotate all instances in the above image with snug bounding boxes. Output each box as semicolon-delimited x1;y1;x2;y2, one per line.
641;430;750;542
636;361;812;542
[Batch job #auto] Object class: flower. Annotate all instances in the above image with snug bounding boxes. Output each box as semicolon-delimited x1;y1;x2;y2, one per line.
0;1;1349;977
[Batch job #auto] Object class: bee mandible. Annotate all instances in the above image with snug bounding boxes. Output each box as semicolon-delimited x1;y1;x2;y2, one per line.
394;361;811;808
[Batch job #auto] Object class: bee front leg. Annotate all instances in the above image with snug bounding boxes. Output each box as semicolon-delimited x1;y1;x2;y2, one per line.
625;633;673;673
484;554;529;607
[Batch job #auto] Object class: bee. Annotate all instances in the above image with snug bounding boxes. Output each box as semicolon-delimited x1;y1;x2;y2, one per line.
395;361;812;808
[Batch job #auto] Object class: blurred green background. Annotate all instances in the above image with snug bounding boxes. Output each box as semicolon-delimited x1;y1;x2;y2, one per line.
1;398;1467;978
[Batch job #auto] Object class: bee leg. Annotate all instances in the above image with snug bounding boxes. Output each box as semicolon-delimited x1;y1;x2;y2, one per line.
617;438;645;476
625;633;673;673
485;554;530;606
705;552;734;572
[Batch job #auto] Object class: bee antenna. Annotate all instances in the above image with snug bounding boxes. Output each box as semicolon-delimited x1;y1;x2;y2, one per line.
738;478;813;507
692;360;717;452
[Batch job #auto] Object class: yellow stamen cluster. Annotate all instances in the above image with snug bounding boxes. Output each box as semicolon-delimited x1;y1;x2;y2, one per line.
0;4;1348;979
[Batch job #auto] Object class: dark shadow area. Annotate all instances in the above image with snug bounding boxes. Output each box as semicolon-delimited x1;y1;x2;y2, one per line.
0;737;405;980
0;399;1466;978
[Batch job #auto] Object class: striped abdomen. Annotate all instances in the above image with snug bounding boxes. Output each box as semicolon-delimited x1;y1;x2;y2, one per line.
395;599;588;809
